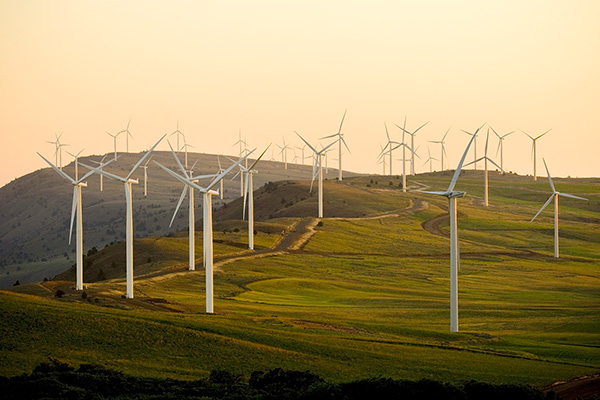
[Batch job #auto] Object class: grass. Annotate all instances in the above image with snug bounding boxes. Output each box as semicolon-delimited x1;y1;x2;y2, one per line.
1;172;599;389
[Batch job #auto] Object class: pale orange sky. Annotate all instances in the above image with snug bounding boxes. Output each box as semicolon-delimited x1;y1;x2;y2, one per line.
1;0;599;187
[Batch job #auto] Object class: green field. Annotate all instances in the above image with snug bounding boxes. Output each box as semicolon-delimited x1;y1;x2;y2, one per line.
2;171;599;390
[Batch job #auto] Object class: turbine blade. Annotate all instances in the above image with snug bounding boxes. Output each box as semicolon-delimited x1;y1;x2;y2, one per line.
415;190;449;196
542;158;555;193
126;134;166;181
442;127;451;141
412;121;429;135
243;173;249;220
68;187;77;245
448;125;481;192
531;194;555;222
78;156;118;183
484;130;490;156
320;133;338;139
536;128;552;140
247;144;271;171
558;193;588;201
490;126;500;139
341;136;351;153
170;186;188;228
79;162;125;182
37;152;75;183
207;149;255;191
521;130;534;141
487;157;503;172
154;161;204;191
167;140;188;176
295;131;318;154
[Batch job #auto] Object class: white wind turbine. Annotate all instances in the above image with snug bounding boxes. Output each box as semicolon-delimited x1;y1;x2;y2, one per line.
46;133;64;168
239;146;270;250
429;128;450;171
142;156;152;197
170;120;186;152
296;144;307;165
117;120;134;153
418;124;482;333
377;143;388;175
155;149;253;313
80;136;166;299
162;143;216;272
232;132;247;196
66;148;85;180
378;122;401;177
490;126;514;174
90;155;109;191
277;137;292;169
295;132;336;218
217;156;225;199
396;118;428;176
530;159;587;258
422;147;439;173
320;109;350;181
181;139;194;169
37;152;116;291
106;131;121;160
463;129;504;207
394;118;419;193
461;126;483;170
521;128;551;181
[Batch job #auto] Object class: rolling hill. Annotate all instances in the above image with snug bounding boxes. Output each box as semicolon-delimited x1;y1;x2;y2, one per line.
2;170;599;393
0;151;359;288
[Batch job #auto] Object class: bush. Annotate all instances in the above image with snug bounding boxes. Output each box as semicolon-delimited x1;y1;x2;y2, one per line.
54;290;65;298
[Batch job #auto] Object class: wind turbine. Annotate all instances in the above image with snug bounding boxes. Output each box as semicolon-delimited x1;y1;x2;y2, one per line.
232;132;247;196
490;126;514;174
66;148;85;180
80;135;166;299
90;155;109;191
296;144;307;165
181;140;194;169
216;156;225;199
106;131;121;160
378;122;401;177
295;132;336;218
239;146;270;250
418;123;483;333
422;147;439;173
463;129;504;206
429;128;450;171
396;118;428;175
37;152;116;291
277;137;292;169
377;143;388;175
170;120;185;152
117;120;134;153
394;118;419;193
163;143;216;272
46;133;64;168
530;159;587;258
320;109;350;181
461;126;483;170
155;149;254;313
521;128;551;181
142;156;152;197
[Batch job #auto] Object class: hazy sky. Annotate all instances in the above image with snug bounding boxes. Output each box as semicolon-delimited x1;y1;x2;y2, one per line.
1;0;599;187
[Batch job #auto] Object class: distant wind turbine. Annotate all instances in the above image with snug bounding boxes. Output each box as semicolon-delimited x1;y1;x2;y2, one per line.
277;137;292;169
117;120;134;153
394;118;419;192
80;135;166;299
106;131;121;160
320;109;350;181
66;148;85;181
396;118;428;176
490;126;514;174
295;132;336;218
530;159;587;258
422;147;439;173
418;123;483;332
378;122;401;177
90;155;109;191
521;128;551;181
239;146;270;250
429;128;450;171
463;129;504;206
142;156;152;197
170;120;185;152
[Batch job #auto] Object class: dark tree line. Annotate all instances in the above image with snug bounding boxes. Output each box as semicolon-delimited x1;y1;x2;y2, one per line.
0;358;559;400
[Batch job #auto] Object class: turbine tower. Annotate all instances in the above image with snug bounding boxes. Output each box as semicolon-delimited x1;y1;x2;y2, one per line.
142;156;152;197
489;126;514;174
277;137;292;169
66;148;85;180
90;155;109;191
155;150;253;313
530;159;587;258
240;146;270;250
396;118;428;176
429;128;450;171
37;153;116;290
461;126;483;170
418;123;483;332
394;118;418;193
295;132;336;218
320;109;350;181
80;136;166;299
463;129;504;206
521;129;551;181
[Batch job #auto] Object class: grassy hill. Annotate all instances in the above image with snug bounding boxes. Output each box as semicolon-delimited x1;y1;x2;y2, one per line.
2;171;599;392
0;151;358;288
